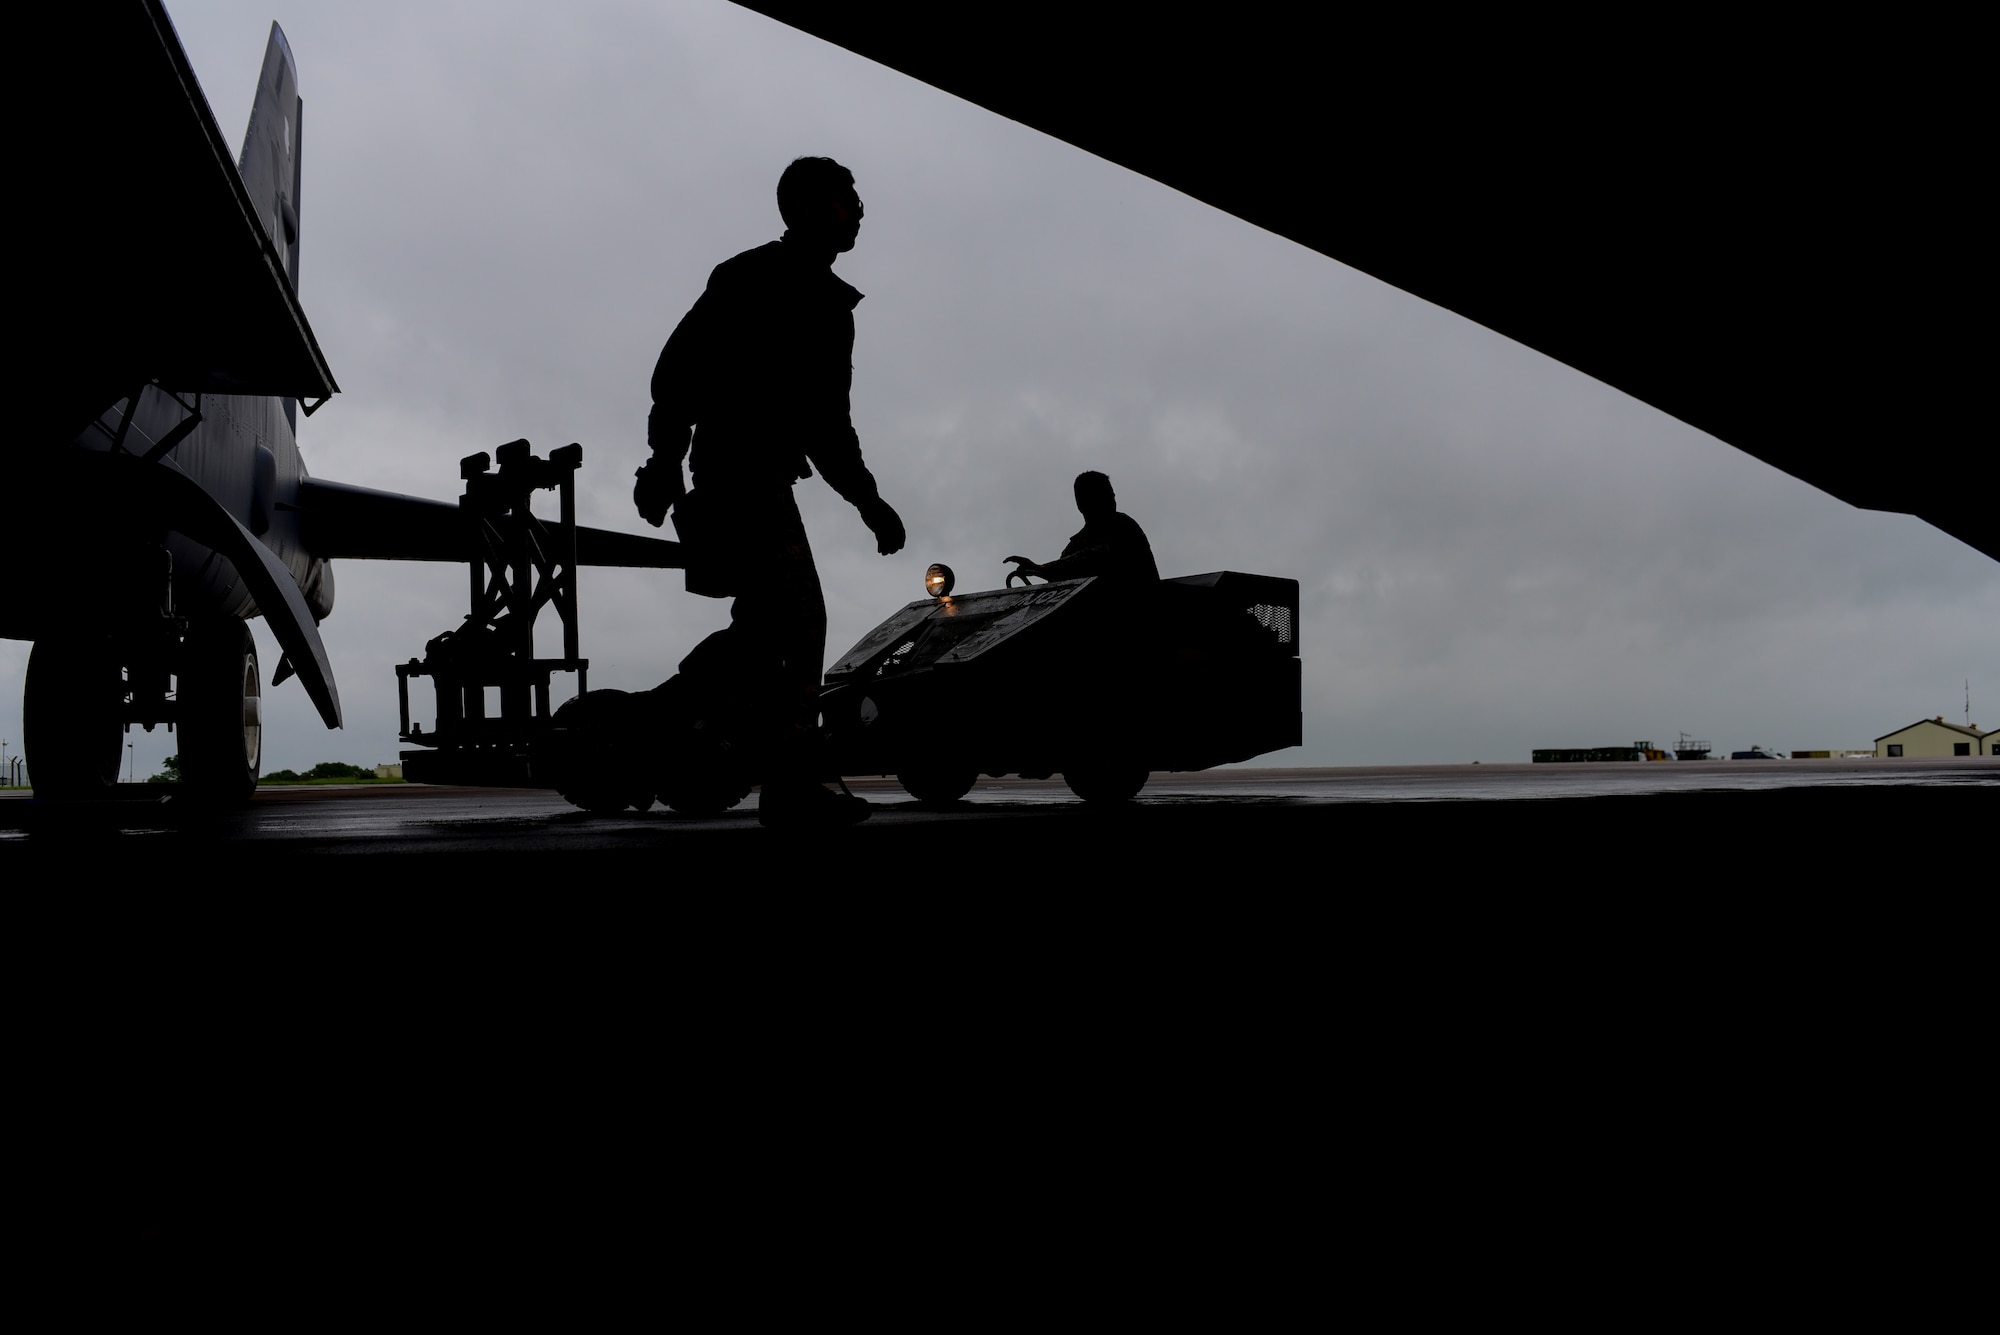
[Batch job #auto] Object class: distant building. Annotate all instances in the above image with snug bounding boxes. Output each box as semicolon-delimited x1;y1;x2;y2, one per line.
1875;717;1987;758
375;763;404;780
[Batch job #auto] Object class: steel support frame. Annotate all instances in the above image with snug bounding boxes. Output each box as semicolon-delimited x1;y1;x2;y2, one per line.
396;440;589;781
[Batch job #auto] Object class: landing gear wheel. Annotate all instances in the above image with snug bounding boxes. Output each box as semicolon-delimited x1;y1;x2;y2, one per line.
178;619;262;804
23;638;125;800
897;769;978;804
1062;766;1149;803
544;689;654;813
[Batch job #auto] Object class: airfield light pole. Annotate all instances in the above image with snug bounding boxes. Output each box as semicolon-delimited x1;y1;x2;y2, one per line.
126;742;134;783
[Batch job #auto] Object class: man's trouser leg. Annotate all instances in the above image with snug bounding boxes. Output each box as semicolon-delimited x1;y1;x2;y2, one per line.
727;490;827;784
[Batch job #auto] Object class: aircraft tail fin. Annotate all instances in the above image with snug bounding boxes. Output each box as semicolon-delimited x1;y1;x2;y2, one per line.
238;23;301;287
238;23;305;429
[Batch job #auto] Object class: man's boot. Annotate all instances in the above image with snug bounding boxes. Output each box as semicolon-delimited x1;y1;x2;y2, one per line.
756;776;871;828
757;698;869;828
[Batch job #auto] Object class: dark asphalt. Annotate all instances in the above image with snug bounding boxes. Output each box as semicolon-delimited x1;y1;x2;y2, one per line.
16;760;1981;1285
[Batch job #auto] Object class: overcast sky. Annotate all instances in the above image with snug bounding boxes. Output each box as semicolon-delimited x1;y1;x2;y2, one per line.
4;0;1994;778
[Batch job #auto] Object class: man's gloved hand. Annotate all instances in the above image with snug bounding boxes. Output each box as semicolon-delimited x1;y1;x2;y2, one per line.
633;457;685;528
859;495;905;556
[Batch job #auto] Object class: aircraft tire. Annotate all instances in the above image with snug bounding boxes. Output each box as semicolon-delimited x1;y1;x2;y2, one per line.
23;637;125;799
1061;766;1149;803
177;619;262;804
896;769;978;804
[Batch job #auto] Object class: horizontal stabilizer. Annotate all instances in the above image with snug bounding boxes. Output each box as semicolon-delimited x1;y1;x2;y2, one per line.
298;478;684;567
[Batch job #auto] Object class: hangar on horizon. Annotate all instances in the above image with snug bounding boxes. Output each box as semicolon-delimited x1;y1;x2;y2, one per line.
1874;718;1995;759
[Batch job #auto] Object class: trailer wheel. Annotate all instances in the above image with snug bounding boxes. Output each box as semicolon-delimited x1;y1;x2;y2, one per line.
545;689;653;813
1062;766;1149;803
897;769;978;804
23;637;125;800
178;619;261;804
658;772;754;818
649;676;755;816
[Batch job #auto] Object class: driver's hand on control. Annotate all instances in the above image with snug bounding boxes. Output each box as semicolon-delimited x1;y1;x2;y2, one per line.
633;457;685;528
860;496;905;556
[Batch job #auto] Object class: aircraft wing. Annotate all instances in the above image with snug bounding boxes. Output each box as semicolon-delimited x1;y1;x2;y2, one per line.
730;5;1988;562
32;0;338;441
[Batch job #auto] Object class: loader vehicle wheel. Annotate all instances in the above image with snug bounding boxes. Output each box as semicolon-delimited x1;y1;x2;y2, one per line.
546;689;653;813
896;769;978;804
1062;766;1149;803
178;619;262;804
23;637;125;800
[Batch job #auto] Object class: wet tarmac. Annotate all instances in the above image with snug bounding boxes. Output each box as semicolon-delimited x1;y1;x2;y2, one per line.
3;757;1989;876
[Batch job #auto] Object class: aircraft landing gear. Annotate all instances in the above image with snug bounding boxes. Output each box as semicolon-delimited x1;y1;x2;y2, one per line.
24;619;263;805
22;638;125;800
177;618;262;803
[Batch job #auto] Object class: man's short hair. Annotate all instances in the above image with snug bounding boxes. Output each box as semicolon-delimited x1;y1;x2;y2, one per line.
777;157;854;228
1074;471;1115;511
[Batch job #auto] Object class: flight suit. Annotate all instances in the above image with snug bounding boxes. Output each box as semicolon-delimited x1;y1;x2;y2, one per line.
1034;510;1161;585
648;234;891;759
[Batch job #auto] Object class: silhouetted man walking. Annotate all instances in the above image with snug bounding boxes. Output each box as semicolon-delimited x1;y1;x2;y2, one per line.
635;156;904;826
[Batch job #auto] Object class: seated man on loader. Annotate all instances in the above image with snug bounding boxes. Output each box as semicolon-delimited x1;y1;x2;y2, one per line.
1004;471;1160;587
